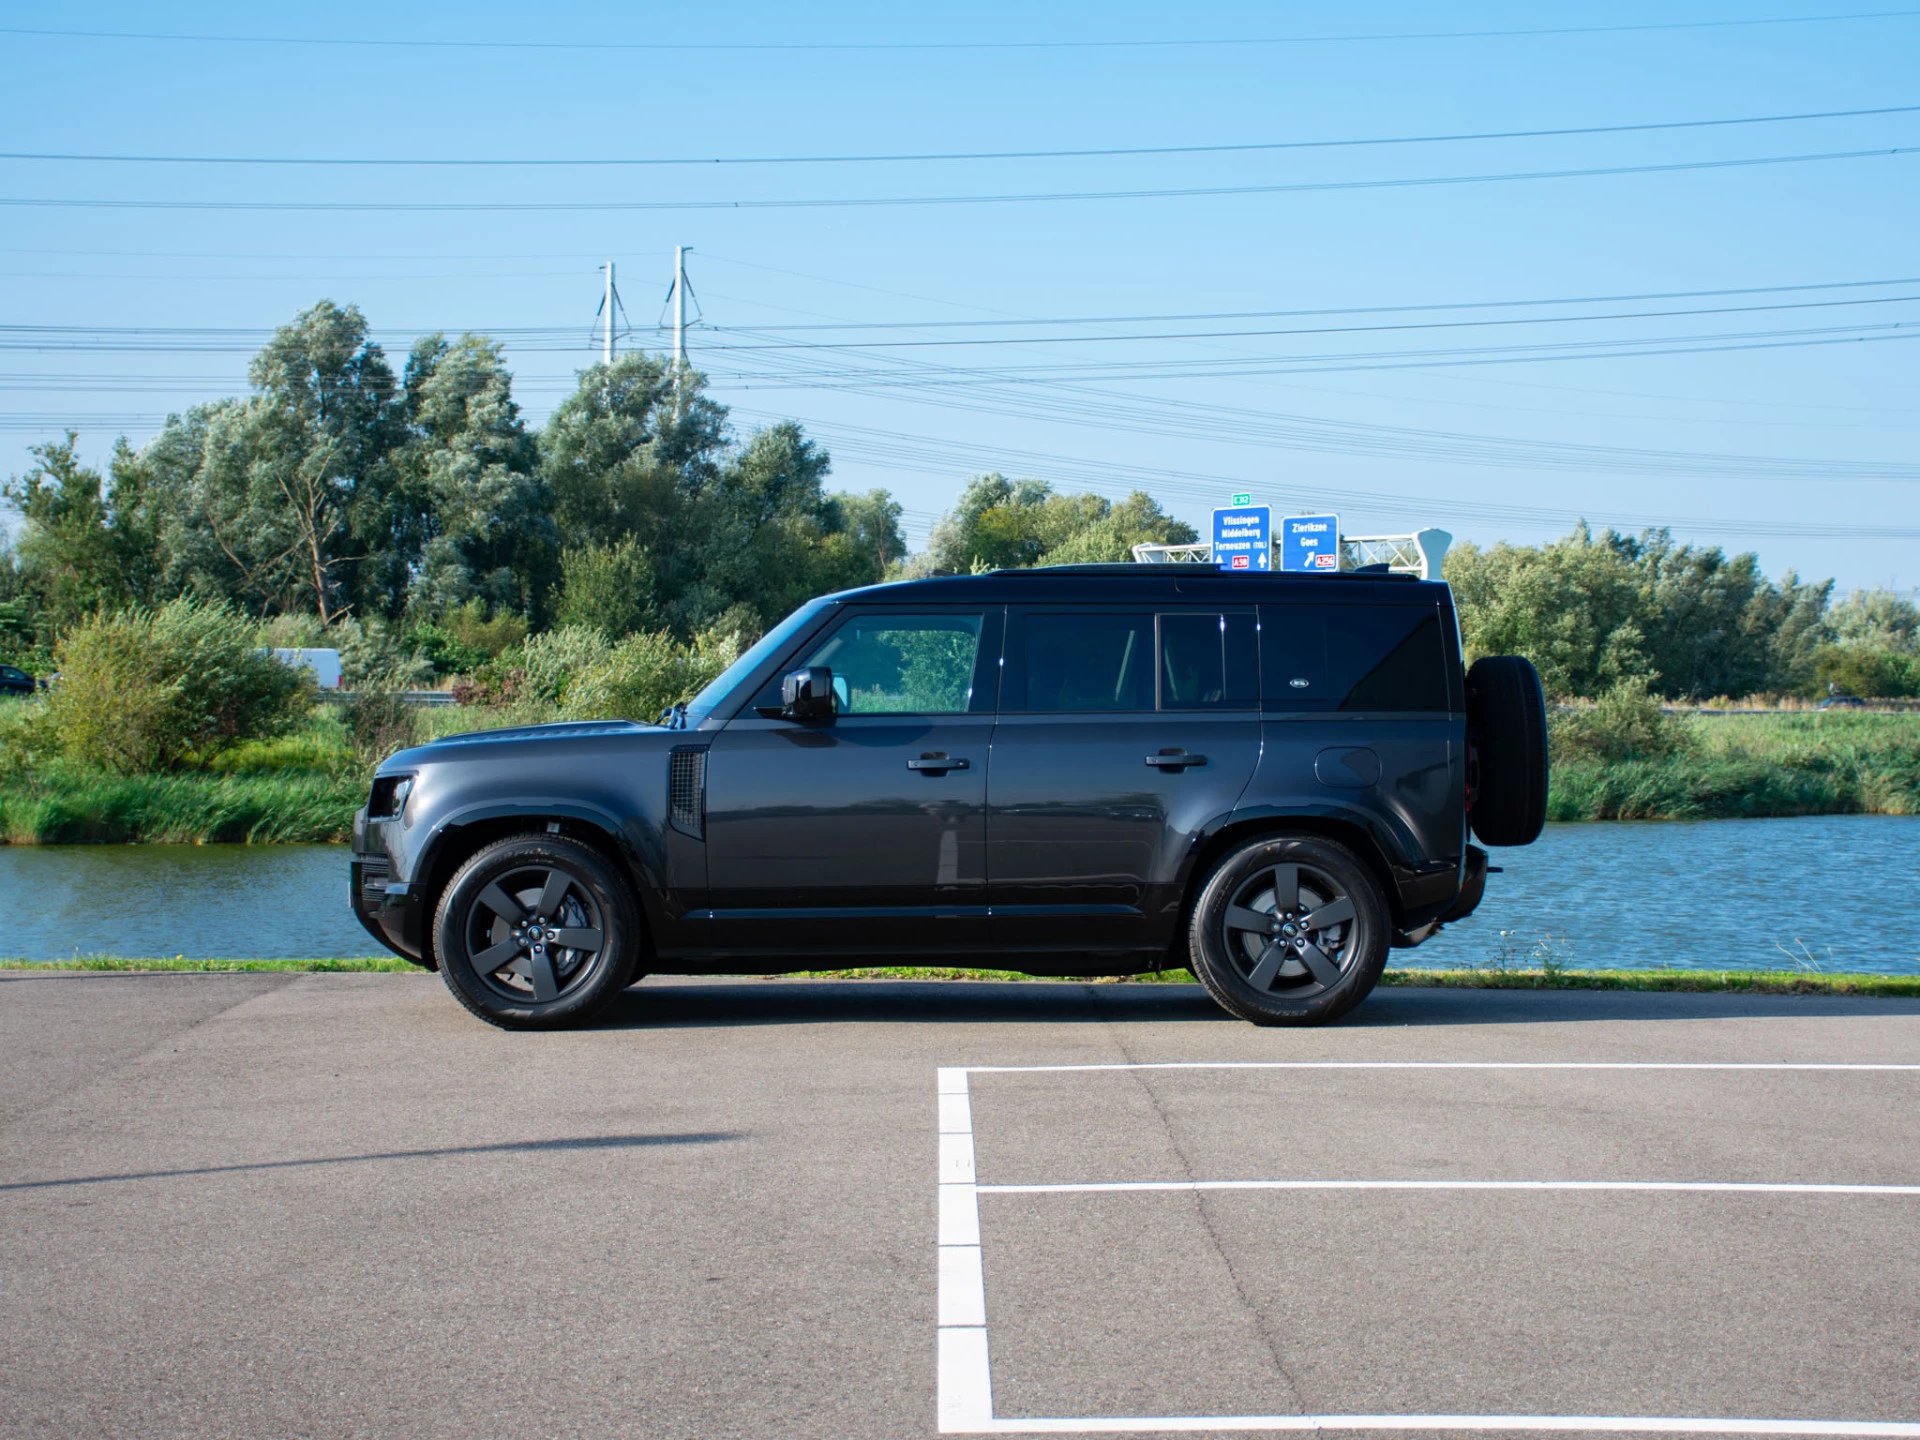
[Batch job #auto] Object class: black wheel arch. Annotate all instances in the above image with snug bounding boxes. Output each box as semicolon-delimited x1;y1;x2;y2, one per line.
1171;809;1407;966
412;805;659;967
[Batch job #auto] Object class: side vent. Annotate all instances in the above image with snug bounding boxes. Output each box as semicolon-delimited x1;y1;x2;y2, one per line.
668;746;707;839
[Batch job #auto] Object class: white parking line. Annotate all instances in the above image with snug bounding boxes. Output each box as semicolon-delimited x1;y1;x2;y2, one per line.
965;1061;1920;1074
938;1066;994;1432
950;1415;1920;1435
980;1179;1920;1196
938;1060;1920;1437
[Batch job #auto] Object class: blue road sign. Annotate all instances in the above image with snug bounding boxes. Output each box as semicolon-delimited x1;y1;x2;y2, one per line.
1211;505;1272;572
1281;514;1341;573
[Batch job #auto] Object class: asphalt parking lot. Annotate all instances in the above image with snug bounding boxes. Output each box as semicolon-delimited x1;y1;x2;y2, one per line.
2;972;1918;1440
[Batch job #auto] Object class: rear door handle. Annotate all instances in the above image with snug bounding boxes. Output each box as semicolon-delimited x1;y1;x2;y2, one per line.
907;755;971;773
1145;751;1207;769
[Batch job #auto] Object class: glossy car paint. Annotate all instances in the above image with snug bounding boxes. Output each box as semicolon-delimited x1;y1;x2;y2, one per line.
351;568;1478;974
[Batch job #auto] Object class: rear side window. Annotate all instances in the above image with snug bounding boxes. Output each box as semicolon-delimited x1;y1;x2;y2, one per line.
1261;604;1448;711
1008;610;1256;711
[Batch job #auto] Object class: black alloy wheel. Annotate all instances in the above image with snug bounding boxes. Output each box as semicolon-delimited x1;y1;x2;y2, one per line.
1220;862;1357;998
1187;833;1389;1025
434;834;640;1029
465;864;606;1004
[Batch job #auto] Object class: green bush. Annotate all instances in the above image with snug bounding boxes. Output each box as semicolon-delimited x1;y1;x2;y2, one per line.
404;622;488;677
1813;642;1920;699
340;691;420;763
0;695;54;781
336;618;434;691
456;622;740;724
437;599;528;660
564;626;741;723
1549;678;1692;763
555;537;656;637
46;599;313;772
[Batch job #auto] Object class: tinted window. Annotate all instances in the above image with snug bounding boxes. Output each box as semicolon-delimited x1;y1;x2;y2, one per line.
1261;604;1448;711
1009;610;1255;712
801;611;984;715
1013;613;1154;711
1160;613;1225;707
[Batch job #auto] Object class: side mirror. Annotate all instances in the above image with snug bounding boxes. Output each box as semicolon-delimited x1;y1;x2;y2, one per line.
780;666;837;722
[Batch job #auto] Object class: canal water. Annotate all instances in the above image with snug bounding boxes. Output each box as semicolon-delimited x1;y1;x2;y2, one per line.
2;814;1916;972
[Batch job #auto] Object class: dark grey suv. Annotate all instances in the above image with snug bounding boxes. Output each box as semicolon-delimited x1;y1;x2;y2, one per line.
352;565;1547;1028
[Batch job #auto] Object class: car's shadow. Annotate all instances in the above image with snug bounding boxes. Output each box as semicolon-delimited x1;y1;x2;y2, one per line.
598;977;1920;1030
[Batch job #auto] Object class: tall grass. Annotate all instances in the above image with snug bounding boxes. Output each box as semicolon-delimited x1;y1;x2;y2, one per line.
0;764;364;844
1548;712;1920;820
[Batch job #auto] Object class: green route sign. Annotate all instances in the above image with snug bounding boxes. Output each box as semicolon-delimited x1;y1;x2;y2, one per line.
1230;492;1252;507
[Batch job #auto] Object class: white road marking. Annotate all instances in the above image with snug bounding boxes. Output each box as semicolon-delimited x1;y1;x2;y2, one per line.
940;1091;973;1134
940;1183;981;1246
940;1131;978;1184
937;1326;994;1432
943;1415;1920;1435
939;1060;1920;1436
938;1243;988;1327
964;1061;1920;1074
939;1069;994;1430
979;1179;1920;1196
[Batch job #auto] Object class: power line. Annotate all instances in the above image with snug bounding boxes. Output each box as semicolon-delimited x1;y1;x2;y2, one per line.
690;294;1920;351
697;322;1920;384
0;245;666;262
4;146;1912;212
10;104;1917;167
3;11;1916;51
646;276;1920;332
11;295;1920;356
729;410;1920;540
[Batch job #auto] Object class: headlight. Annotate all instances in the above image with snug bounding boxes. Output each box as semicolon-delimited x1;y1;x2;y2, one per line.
369;774;414;820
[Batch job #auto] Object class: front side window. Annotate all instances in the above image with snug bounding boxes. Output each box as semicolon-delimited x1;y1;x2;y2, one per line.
801;611;984;715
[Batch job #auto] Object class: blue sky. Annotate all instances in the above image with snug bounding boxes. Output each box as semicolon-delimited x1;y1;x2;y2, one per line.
2;1;1916;590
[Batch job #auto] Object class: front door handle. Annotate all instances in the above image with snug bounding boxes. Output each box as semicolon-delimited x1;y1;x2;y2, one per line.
907;754;971;773
1145;751;1207;769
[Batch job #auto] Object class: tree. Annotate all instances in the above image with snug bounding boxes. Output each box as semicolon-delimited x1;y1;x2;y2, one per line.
397;333;551;619
832;488;907;577
917;475;1196;574
1445;526;1654;699
2;433;157;630
129;304;405;622
540;354;729;552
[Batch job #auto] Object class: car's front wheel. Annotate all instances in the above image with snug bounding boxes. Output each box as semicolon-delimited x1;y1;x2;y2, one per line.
434;834;641;1029
1186;833;1390;1025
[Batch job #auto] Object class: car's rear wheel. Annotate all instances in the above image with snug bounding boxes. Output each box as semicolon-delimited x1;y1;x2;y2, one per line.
1186;833;1390;1025
434;834;640;1029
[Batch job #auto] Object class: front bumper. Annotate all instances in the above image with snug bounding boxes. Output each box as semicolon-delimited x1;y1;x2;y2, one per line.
350;806;431;966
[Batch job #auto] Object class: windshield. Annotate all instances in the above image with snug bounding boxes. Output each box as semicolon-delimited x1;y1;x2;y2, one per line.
681;597;833;726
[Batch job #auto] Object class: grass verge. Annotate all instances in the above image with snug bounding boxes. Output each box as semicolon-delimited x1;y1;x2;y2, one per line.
4;957;1916;996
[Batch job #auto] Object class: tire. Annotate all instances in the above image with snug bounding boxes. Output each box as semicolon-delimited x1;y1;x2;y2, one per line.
1466;654;1549;847
1186;834;1391;1026
433;834;641;1030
